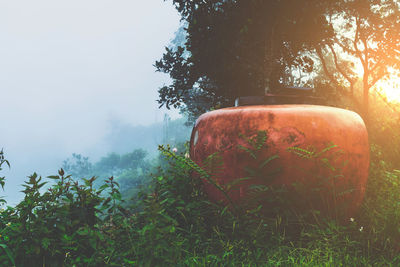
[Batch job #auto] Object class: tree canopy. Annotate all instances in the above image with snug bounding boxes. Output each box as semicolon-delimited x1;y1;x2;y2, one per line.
316;0;400;116
156;0;400;120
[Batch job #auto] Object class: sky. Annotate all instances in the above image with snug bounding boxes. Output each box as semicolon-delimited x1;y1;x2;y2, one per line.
0;0;181;204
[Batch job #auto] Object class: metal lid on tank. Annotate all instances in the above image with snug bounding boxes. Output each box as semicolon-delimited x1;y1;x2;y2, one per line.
234;87;324;107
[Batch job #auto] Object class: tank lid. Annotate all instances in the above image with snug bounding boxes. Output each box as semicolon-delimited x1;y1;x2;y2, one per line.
271;86;314;95
234;86;325;106
235;95;324;107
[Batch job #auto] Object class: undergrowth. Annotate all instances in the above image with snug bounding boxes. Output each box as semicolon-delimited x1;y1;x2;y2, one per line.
0;129;400;266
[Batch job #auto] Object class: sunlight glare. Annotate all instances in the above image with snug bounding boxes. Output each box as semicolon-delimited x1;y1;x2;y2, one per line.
374;73;400;104
353;63;400;104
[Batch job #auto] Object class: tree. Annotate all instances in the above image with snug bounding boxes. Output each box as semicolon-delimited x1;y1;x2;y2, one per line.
95;153;121;176
315;0;400;118
156;0;334;120
118;149;150;171
62;153;93;178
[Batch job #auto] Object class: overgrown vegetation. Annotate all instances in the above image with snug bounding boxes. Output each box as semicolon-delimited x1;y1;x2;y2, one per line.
1;111;400;265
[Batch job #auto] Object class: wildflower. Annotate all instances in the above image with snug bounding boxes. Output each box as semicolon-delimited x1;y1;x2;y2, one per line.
172;147;178;153
65;252;70;258
350;217;354;222
359;226;363;232
185;152;190;159
6;222;11;227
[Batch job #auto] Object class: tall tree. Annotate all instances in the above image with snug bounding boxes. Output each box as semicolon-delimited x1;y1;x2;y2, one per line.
156;0;334;120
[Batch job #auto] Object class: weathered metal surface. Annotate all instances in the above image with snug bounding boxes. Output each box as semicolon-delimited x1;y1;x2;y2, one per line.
190;105;369;216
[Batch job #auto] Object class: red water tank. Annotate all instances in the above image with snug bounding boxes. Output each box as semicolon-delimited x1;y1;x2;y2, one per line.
189;103;369;218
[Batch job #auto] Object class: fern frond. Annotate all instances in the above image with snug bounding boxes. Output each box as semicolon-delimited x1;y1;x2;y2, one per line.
158;145;237;210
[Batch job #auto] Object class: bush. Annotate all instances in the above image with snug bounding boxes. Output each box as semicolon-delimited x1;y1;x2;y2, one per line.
0;168;125;266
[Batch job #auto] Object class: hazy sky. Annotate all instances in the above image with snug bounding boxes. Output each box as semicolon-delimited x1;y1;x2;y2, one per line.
0;0;181;204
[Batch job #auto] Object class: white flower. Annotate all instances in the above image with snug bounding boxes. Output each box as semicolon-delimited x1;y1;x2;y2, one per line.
6;222;11;227
185;153;190;159
350;217;354;222
172;147;178;153
359;226;363;232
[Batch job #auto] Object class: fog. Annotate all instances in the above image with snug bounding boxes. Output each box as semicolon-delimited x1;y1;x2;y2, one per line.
0;0;182;204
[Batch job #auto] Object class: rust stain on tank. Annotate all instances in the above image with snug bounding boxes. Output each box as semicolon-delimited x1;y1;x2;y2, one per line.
268;112;275;124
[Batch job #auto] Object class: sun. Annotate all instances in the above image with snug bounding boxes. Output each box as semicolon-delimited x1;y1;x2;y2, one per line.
374;74;400;104
353;63;400;104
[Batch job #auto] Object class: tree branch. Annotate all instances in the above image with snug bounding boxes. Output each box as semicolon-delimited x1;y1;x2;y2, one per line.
354;17;366;67
327;43;356;94
315;46;339;87
369;68;388;88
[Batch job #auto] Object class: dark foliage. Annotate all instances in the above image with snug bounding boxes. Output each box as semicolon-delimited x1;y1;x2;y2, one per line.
156;0;334;118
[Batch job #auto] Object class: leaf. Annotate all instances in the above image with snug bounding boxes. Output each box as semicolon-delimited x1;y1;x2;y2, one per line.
0;178;4;190
287;146;314;158
41;238;50;249
320;158;336;171
37;182;47;189
248;184;269;192
259;155;279;169
76;227;89;236
98;184;109;191
220;206;229;216
112;192;122;201
0;244;16;266
315;144;338;157
226;177;251;191
237;145;256;159
255;130;267;150
244;166;257;177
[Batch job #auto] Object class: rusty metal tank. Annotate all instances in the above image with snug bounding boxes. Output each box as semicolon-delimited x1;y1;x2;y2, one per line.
189;89;369;217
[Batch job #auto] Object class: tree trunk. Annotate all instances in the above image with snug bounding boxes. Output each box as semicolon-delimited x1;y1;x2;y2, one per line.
363;70;369;123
